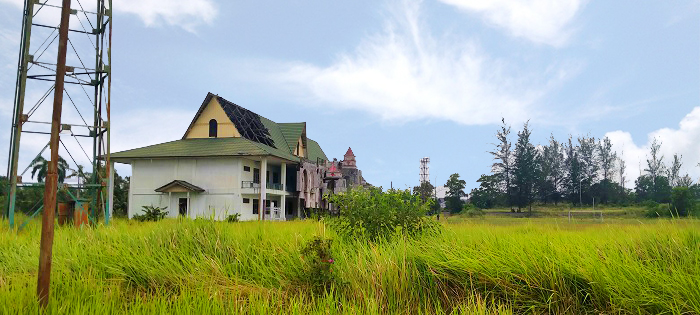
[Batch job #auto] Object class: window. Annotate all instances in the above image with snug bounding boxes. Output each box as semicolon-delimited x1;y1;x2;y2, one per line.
252;199;259;214
253;168;260;184
209;119;217;138
273;172;280;184
244;166;251;172
243;198;250;203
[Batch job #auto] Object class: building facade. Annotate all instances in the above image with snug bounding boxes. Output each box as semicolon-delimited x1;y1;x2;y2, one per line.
112;93;366;220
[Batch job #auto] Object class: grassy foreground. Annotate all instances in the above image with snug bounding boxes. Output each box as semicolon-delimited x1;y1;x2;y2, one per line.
0;217;698;314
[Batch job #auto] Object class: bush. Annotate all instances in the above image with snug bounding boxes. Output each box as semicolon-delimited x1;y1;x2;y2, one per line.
132;205;168;222
299;236;336;295
226;213;241;222
671;187;696;217
461;204;484;217
325;187;440;242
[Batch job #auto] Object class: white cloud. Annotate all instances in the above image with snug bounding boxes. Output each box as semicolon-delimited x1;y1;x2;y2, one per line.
275;0;565;126
0;0;217;31
437;0;585;46
115;0;217;32
606;107;700;187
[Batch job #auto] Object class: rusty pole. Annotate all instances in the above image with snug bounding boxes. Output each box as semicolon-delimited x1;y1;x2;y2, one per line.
37;0;71;308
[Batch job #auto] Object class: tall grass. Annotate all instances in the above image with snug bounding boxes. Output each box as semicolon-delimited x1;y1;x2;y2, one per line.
0;217;698;314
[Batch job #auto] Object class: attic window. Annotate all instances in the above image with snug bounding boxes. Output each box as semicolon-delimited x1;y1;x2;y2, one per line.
209;119;217;138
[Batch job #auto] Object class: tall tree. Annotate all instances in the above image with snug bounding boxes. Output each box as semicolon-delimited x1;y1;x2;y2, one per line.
489;118;513;207
513;122;538;213
668;153;683;187
564;136;582;206
644;138;665;186
445;173;466;214
618;153;627;188
537;135;564;205
578;135;599;197
598;137;617;182
413;181;435;203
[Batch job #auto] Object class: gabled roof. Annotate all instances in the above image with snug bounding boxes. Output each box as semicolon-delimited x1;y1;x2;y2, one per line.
155;180;205;193
182;93;275;147
278;122;306;154
307;139;328;162
113;92;331;164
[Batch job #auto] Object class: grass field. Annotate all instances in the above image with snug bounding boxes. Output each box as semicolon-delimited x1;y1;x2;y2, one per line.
0;216;698;314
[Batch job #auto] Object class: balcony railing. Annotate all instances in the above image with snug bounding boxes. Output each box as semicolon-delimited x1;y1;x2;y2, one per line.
241;181;260;189
265;207;284;221
241;181;284;192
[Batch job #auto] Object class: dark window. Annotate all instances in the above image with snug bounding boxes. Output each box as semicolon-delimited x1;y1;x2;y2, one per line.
265;200;271;214
243;198;250;203
253;168;260;183
209;119;217;138
266;171;270;183
252;199;259;214
178;198;187;216
244;166;251;172
273;172;280;184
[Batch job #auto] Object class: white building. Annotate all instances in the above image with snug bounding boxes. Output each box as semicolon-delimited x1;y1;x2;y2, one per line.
111;93;365;221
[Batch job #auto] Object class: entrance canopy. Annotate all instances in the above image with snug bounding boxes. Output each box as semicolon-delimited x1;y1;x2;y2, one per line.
155;180;205;193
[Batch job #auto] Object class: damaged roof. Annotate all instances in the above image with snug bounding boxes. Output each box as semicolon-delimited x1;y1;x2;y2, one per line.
112;93;329;164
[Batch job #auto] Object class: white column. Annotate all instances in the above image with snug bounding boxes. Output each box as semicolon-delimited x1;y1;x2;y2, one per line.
107;161;115;223
187;191;190;218
259;157;267;220
281;162;286;220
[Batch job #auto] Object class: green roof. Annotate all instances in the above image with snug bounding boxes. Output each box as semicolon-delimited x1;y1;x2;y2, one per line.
278;122;305;154
306;139;327;162
111;137;299;162
112;93;332;164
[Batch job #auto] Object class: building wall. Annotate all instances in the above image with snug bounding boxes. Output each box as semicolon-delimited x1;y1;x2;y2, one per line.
185;98;241;139
128;157;247;220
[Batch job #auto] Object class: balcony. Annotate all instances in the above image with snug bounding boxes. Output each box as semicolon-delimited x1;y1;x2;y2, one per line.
241;181;286;194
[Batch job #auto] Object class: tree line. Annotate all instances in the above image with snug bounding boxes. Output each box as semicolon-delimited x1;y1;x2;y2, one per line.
0;155;130;218
464;119;699;215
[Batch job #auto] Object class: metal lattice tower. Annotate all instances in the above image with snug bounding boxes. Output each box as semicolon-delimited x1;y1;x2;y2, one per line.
419;157;430;184
5;0;113;228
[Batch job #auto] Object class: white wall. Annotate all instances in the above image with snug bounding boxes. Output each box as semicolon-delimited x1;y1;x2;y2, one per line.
128;157;246;220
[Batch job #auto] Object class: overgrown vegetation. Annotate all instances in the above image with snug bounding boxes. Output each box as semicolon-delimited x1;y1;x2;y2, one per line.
132;205;168;222
0;217;698;314
465;119;700;216
325;187;440;241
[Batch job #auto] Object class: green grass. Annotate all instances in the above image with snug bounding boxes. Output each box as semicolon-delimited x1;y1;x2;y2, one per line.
0;216;698;314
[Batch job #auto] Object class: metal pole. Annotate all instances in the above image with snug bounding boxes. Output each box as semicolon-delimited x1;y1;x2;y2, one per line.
37;0;71;307
7;0;35;227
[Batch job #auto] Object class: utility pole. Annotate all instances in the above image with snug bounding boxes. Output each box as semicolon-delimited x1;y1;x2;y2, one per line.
37;0;71;308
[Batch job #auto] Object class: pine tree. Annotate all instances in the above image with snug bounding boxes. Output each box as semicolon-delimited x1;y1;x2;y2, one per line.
513;122;538;213
489;118;513;208
565;136;582;206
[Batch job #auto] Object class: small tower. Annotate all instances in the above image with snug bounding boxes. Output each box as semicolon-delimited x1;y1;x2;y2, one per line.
420;157;430;184
342;147;357;168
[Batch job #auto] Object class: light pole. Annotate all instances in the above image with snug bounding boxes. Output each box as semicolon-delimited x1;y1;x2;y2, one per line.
579;177;582;207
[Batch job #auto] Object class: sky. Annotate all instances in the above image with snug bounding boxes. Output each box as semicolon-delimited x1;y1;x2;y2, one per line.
0;0;698;192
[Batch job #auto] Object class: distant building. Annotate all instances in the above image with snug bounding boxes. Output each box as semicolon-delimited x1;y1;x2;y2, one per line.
111;93;367;221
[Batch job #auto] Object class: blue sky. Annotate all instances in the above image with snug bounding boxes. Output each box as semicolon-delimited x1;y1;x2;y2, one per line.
0;0;698;191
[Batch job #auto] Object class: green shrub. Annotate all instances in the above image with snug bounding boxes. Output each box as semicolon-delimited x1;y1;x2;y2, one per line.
226;213;241;222
461;203;484;217
299;236;336;295
132;205;168;222
671;187;695;217
325;187;440;242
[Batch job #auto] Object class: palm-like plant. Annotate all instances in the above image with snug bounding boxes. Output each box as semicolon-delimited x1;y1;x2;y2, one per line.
29;156;70;183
